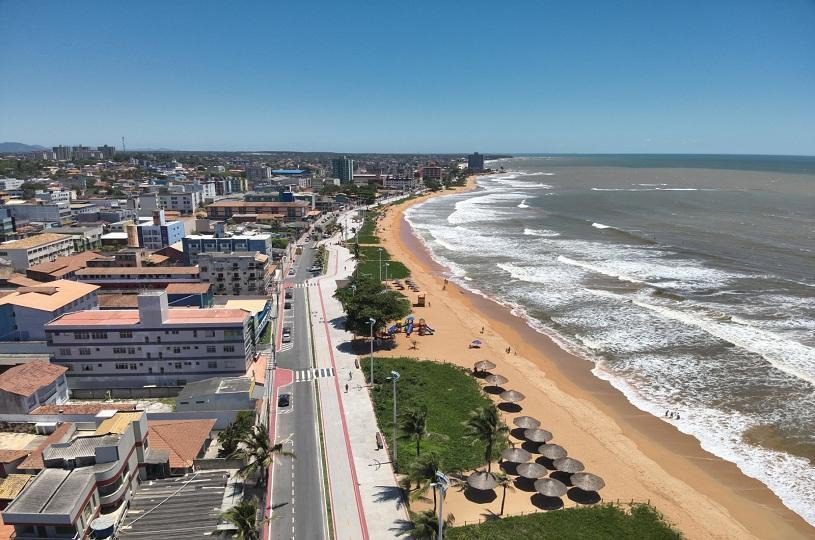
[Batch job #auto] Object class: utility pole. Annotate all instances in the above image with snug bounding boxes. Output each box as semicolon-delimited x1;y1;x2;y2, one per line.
368;318;376;384
434;472;450;540
389;371;401;471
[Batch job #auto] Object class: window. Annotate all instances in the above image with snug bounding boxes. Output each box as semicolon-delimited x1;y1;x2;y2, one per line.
130;363;137;370
91;331;108;339
224;345;235;353
59;348;71;356
75;332;90;340
115;363;129;370
173;347;181;354
82;364;93;372
128;347;136;354
205;330;215;337
174;362;182;369
79;348;91;356
225;329;242;339
206;346;216;353
225;360;237;368
119;331;133;338
113;347;127;354
208;361;217;368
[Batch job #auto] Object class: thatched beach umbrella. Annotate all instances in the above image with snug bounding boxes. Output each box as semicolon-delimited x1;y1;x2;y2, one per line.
570;472;605;492
538;444;567;460
553;457;585;474
501;447;531;463
512;416;540;430
516;462;548;479
485;373;509;386
534;477;568;498
523;428;553;443
467;471;498;490
499;390;526;403
474;359;495;371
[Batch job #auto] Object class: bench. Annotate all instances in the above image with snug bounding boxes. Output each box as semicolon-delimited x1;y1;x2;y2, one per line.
375;432;384;450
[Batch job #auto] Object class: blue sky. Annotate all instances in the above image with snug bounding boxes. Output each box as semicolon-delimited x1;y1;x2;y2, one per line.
1;1;813;154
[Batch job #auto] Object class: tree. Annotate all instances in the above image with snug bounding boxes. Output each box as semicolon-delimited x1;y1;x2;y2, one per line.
230;424;294;486
399;510;454;540
400;406;430;457
334;273;410;336
400;452;441;511
20;181;47;199
463;406;508;473
218;411;254;457
221;497;260;540
352;242;360;259
494;471;515;516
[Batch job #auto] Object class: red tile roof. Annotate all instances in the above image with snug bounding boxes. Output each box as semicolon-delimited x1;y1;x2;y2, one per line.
148;419;216;469
0;450;28;464
31;403;137;415
17;423;75;471
0;362;67;397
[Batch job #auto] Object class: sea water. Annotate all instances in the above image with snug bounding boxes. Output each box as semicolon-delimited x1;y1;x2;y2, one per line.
405;155;815;525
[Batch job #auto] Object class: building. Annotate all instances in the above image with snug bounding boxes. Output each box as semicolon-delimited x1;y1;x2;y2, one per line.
52;145;72;161
0;234;74;272
97;145;116;159
331;156;354;183
0;280;99;340
468;152;485;172
73;266;200;291
45;291;255;390
421;165;443;181
3;202;71;226
158;192;198;215
43;226;103;252
383;176;419;191
0;208;15;242
136;210;185;250
198;252;271;296
181;230;273;265
0;179;26;191
2;411;151;538
146;419;215;474
0;362;69;414
176;376;256;412
165;282;213;308
245;165;272;182
206;200;309;222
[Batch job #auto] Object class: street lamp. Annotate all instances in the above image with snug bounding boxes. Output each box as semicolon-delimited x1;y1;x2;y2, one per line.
368;318;376;384
378;248;383;281
384;262;390;282
386;370;400;472
432;471;450;540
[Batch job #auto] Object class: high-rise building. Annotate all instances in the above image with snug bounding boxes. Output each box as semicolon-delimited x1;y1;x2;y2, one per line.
53;145;72;161
97;145;116;158
246;165;273;182
467;152;485;172
331;156;355;183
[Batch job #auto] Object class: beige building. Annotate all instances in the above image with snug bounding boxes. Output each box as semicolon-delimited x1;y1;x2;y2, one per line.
0;233;74;271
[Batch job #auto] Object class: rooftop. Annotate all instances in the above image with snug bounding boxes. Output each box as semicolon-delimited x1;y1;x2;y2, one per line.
32;403;137;415
4;467;94;515
98;294;140;309
75;266;199;276
0;362;68;397
46;307;248;327
0;279;98;312
26;251;102;277
147;419;216;469
183;232;272;240
0;233;72;250
208;200;308;208
178;376;252;399
43;434;120;462
165;282;212;295
17;423;75;471
95;411;144;435
0;474;31;501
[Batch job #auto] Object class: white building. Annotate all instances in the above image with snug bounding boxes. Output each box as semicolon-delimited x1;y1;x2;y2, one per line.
46;291;255;390
0;233;74;271
198;252;272;296
0;280;99;340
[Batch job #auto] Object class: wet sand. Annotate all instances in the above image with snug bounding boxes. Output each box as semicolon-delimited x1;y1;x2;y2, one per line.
370;179;814;539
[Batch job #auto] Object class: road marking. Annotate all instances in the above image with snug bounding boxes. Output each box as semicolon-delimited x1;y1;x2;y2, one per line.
293;368;335;382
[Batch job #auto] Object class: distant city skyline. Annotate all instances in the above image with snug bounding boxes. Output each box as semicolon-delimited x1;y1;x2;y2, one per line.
1;1;813;155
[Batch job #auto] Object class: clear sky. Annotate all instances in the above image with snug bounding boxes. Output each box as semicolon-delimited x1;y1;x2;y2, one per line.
1;1;813;154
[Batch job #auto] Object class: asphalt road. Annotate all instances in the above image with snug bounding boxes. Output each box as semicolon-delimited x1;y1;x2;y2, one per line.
270;240;328;540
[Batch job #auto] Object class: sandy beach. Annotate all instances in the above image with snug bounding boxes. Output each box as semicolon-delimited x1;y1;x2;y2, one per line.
369;178;814;539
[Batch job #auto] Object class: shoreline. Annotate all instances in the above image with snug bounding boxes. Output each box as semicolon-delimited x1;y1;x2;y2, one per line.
372;176;814;539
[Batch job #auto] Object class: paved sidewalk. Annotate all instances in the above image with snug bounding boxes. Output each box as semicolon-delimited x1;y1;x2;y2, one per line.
308;230;408;540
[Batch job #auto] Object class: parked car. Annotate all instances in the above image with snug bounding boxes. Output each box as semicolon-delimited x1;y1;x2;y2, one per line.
288;268;296;276
282;334;292;343
282;327;291;336
278;394;290;407
284;291;293;299
284;302;292;310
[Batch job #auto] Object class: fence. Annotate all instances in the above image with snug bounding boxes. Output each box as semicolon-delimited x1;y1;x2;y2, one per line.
458;499;654;526
193;458;245;471
70;386;182;400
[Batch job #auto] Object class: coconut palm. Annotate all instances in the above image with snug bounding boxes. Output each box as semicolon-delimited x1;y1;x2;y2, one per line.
494;471;515;516
463;406;509;473
398;510;455;540
230;424;294;486
221;497;260;540
399;406;431;456
399;452;443;512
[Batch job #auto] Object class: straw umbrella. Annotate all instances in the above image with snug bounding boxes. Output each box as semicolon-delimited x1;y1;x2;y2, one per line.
534;478;568;498
467;471;498;490
485;374;509;386
523;428;553;443
474;359;495;371
553;457;585;474
512;416;540;430
499;390;525;403
501;447;531;463
516;462;547;480
570;472;605;492
538;444;567;460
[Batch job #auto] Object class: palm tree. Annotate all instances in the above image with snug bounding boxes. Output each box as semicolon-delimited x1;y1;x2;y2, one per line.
494;471;515;516
400;452;441;511
221;497;260;540
399;406;430;457
463;406;509;473
230;424;294;486
399;510;455;540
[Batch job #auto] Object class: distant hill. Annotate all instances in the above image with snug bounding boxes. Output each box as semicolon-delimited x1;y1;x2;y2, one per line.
0;142;46;153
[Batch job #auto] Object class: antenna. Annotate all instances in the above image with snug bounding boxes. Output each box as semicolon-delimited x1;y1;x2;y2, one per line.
121;136;126;152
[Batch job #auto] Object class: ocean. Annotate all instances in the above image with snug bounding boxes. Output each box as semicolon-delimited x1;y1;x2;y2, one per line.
404;155;815;526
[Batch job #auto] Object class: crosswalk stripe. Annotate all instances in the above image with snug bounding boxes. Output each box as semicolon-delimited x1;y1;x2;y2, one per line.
291;367;335;383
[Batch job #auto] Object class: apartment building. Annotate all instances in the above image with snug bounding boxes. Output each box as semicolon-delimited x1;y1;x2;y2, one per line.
3;202;71;227
136;210;185;249
73;266;200;291
206;200;309;222
0;233;74;271
45;225;104;252
0;280;99;340
181;230;273;264
198;252;272;296
45;291;255;389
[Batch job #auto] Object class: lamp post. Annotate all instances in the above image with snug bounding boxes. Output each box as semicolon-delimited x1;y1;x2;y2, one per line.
368;318;376;384
433;471;450;540
384;262;390;282
378;248;383;281
387;370;401;471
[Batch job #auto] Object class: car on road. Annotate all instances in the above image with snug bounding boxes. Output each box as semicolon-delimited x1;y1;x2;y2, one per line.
278;394;290;407
284;291;292;299
288;268;296;276
282;327;291;336
309;265;321;273
284;302;292;310
282;334;291;343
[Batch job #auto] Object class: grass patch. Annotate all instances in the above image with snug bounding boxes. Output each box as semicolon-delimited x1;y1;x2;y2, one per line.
258;322;272;344
362;357;505;473
356;245;410;279
357;209;380;244
446;503;682;539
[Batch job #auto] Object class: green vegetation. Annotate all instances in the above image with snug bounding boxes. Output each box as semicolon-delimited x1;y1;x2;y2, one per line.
221;497;261;540
362;357;506;473
229;423;294;486
258;322;272;344
320;183;377;205
445;504;683;540
334;273;410;335
464;406;509;474
19;181;47;199
218;410;254;457
357;209;380;244
400;509;455;539
357;245;410;279
271;237;289;249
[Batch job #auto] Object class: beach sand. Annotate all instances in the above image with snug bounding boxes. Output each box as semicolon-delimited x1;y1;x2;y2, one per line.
369;178;814;539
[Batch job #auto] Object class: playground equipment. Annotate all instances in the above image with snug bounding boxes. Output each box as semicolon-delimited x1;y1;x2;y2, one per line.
416;293;426;307
384;315;435;337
